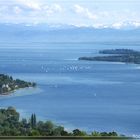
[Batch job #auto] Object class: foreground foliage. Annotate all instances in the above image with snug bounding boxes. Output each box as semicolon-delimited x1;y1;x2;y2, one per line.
0;107;120;136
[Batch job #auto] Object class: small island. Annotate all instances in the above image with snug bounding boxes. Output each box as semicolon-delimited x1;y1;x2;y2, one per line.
0;74;36;95
79;49;140;64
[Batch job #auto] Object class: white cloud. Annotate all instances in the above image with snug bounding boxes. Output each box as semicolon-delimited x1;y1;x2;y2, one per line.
13;6;22;14
112;22;123;29
111;21;140;29
0;0;63;24
0;0;140;29
52;4;62;12
16;0;62;13
132;21;140;27
74;4;97;20
16;0;42;10
43;4;62;15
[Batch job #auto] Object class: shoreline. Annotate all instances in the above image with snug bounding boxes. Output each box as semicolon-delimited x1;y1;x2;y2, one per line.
0;86;36;96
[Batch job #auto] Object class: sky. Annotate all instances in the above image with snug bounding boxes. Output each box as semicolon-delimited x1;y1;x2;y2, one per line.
0;0;140;28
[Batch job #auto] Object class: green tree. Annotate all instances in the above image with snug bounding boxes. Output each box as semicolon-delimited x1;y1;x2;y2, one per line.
73;129;87;136
108;131;118;136
33;114;36;127
52;126;64;136
29;130;40;136
31;114;36;129
0;107;120;137
91;131;101;136
37;121;54;136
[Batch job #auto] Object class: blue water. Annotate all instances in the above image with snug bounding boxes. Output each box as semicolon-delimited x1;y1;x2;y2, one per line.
0;42;140;136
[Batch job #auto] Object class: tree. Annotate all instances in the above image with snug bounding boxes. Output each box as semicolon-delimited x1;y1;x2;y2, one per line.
91;131;101;136
31;114;36;129
6;107;20;123
52;126;64;136
33;114;36;128
37;121;54;136
0;107;120;137
108;131;118;136
73;129;87;136
29;130;40;136
100;132;108;136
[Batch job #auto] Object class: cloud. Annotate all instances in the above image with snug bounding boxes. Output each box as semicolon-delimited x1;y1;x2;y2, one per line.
16;0;42;10
0;0;63;24
52;4;62;12
133;22;140;27
13;6;22;14
74;4;97;20
111;21;140;29
16;0;62;13
112;22;123;29
43;4;62;15
0;0;140;29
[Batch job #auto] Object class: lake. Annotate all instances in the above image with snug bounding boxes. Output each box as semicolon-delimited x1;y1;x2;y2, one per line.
0;42;140;136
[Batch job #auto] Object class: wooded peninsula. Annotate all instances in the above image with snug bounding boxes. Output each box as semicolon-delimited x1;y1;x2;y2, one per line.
0;74;36;95
79;49;140;64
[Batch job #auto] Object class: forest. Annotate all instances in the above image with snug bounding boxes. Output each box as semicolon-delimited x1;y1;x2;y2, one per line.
0;107;120;137
79;49;140;64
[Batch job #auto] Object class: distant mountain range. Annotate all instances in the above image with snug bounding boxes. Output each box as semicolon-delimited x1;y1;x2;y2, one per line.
0;23;140;43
